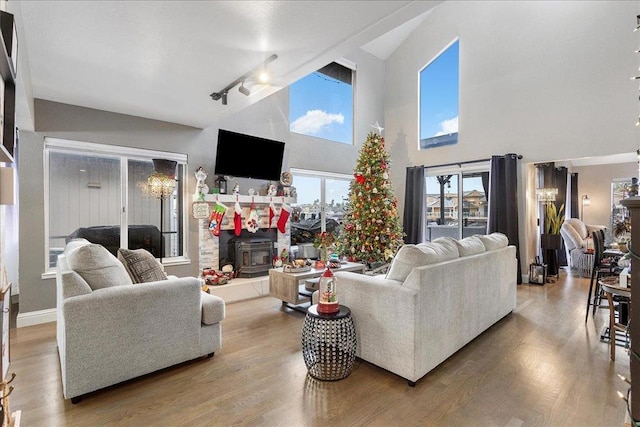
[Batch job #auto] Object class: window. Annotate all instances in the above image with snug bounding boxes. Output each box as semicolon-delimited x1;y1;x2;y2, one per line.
425;165;488;241
419;39;459;150
289;61;354;145
289;169;351;247
45;138;187;269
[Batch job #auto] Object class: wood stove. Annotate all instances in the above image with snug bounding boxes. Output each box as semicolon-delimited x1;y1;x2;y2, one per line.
233;238;274;277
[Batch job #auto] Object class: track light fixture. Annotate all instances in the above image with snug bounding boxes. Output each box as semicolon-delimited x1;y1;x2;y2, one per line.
210;54;277;106
635;15;640;32
238;81;250;96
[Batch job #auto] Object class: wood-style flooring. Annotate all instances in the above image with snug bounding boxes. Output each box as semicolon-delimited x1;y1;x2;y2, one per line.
9;270;630;426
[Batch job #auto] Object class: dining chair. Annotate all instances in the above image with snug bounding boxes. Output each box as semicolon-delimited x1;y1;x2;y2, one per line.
585;230;616;322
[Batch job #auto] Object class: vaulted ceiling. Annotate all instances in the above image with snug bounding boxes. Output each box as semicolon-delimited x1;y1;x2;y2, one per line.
12;1;441;130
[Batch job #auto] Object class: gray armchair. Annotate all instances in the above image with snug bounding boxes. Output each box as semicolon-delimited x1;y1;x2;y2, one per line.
56;239;225;402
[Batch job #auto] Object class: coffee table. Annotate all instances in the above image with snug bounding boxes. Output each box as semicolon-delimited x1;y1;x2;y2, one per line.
269;262;365;312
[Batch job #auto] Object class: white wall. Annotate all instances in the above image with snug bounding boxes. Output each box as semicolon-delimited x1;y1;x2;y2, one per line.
384;0;639;272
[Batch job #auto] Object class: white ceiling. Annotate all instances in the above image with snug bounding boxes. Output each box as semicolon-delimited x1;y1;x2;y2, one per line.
13;1;441;130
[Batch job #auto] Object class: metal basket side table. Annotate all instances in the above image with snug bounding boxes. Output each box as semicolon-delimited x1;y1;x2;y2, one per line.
302;305;356;381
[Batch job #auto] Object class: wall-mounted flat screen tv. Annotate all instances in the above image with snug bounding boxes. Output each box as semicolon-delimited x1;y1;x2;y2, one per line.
214;129;285;181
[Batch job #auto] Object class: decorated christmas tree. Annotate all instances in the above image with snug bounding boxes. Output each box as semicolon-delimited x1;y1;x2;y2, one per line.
338;130;404;264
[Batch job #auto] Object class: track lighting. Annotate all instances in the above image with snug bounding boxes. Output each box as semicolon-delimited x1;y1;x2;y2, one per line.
635;15;640;32
238;81;250;96
210;54;277;106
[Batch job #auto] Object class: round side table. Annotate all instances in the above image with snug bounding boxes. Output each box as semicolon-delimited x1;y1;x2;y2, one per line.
301;304;356;381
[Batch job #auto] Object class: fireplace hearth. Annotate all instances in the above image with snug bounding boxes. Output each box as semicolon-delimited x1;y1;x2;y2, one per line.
218;229;277;277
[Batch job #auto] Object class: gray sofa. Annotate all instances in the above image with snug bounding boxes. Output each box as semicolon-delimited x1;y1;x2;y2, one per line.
333;233;517;385
56;239;225;402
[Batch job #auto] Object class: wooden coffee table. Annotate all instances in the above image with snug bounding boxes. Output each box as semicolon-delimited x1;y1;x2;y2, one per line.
269;262;365;312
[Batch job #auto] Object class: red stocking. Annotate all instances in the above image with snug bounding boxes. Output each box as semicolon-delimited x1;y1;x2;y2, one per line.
277;204;291;234
208;202;227;237
234;201;242;236
269;201;276;228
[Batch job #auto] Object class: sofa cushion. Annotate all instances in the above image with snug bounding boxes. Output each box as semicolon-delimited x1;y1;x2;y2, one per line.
201;292;226;325
386;242;459;282
66;244;133;290
117;248;167;284
60;271;93;299
453;235;486;256
63;238;91;255
476;233;509;251
432;237;460;258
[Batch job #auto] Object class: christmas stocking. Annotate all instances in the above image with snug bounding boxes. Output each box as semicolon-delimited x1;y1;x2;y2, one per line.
208;202;227;237
268;201;276;228
234;201;243;236
277;204;291;233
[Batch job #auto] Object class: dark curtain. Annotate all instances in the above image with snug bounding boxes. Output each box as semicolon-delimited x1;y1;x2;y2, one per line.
554;167;568;266
488;154;522;284
570;173;579;219
481;172;490;203
403;166;425;244
536;163;568;272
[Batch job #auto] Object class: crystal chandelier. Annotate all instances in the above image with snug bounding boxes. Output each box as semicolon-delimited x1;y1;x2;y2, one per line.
147;172;175;199
535;187;558;204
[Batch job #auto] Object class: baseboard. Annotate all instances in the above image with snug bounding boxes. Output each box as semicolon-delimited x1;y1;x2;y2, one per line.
17;308;57;328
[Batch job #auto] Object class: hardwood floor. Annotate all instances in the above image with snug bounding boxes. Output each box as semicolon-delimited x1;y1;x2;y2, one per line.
9;270;630;426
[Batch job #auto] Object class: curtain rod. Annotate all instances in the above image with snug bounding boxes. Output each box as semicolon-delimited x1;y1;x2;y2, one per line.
423;154;522;170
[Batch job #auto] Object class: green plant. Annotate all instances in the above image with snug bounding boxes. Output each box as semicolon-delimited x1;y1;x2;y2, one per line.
545;203;565;234
613;218;631;242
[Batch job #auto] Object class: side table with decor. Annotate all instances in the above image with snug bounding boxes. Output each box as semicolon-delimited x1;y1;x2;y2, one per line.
301;304;356;381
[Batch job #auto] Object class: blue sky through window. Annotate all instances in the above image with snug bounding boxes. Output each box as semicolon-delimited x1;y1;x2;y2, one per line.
420;40;459;146
289;70;353;144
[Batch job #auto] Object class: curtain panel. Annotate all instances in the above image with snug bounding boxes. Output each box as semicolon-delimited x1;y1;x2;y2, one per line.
403;166;425;244
488;154;522;284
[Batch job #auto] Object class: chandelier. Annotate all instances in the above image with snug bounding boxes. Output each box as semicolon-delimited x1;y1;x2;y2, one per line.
147;172;175;199
536;187;558;204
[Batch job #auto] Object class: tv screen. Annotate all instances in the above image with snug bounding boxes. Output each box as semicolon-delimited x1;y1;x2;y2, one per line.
214;129;285;181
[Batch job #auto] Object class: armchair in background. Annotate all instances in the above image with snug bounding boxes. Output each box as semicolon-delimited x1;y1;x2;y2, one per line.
560;218;606;269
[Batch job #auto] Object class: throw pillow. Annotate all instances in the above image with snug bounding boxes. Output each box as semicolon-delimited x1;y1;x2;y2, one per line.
566;218;588;239
66;244;133;290
453;235;486;257
117;248;167;284
476;233;509;251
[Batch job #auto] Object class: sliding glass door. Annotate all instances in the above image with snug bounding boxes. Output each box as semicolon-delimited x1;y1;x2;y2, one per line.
425;168;488;241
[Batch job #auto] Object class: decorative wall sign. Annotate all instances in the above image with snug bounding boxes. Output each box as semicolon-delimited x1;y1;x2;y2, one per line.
192;202;210;219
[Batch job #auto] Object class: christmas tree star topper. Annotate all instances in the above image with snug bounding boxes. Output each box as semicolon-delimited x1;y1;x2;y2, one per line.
370;121;384;135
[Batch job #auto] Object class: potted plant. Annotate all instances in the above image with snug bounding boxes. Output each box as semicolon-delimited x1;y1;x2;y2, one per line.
613;218;631;252
541;203;565;249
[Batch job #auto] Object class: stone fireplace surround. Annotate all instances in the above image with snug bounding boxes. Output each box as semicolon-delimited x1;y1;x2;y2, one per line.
196;194;295;302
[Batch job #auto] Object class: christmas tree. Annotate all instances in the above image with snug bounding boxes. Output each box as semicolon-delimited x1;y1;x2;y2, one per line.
338;130;404;264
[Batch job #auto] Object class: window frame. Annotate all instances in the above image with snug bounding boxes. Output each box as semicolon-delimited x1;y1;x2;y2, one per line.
418;38;460;150
43;138;189;274
424;161;489;240
290;168;352;232
289;58;356;145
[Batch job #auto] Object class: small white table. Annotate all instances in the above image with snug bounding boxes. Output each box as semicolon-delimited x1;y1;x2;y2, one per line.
269;262;365;311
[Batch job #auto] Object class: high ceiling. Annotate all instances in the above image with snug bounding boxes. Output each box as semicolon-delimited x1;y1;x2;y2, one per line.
13;1;441;130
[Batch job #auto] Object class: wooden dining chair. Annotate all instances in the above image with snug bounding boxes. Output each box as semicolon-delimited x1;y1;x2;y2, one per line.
585;230;616;322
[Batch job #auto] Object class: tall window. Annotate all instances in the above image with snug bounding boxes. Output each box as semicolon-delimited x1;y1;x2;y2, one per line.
289;61;354;145
419;39;459;150
289;169;351;247
45;139;187;269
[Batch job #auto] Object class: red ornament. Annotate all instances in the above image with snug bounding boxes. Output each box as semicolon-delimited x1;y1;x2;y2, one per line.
381;159;387;170
355;173;365;184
